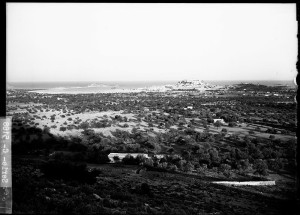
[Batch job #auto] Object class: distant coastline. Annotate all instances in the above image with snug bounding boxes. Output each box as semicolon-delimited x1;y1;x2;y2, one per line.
7;80;295;90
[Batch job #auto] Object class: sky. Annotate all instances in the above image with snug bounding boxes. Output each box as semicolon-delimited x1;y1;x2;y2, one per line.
6;3;297;82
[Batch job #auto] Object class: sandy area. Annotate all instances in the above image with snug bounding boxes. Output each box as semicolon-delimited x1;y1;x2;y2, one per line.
28;88;147;94
10;107;147;137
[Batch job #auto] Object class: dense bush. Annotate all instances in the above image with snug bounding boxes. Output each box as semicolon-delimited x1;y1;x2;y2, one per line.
60;126;67;131
253;159;268;176
40;159;100;183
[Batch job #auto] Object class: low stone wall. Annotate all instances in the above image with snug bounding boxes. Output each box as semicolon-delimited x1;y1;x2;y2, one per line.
212;181;276;186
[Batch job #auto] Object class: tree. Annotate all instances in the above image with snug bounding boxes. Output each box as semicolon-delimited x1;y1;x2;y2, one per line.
253;159;268;176
169;164;178;172
269;135;275;140
183;162;194;172
262;148;273;159
69;142;87;152
167;147;174;154
207;118;214;124
235;148;248;160
251;147;263;160
209;148;220;166
219;163;232;177
59;126;66;132
177;159;187;171
228;122;236;127
113;156;120;162
140;183;151;194
221;128;227;133
199;152;211;166
239;159;250;170
214;121;222;129
268;159;283;171
79;122;90;130
136;154;147;164
122;155;138;165
98;154;110;164
43;127;50;133
144;158;154;167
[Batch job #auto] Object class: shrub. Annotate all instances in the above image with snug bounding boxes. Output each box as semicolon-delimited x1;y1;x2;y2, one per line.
79;122;90;130
98;154;110;164
122;155;139;165
221;128;227;133
143;158;154;167
169;164;178;172
269;135;275;140
219;163;231;172
183;162;194;172
228;122;237;127
267;159;283;171
113;156;120;162
60;127;67;132
68;143;87;152
253;159;268;176
140;183;151;195
40;159;99;183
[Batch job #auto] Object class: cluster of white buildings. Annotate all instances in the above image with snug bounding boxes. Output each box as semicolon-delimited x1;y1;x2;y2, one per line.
133;80;220;93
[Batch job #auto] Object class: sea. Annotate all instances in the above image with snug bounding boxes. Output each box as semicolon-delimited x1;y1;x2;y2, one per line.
7;80;296;94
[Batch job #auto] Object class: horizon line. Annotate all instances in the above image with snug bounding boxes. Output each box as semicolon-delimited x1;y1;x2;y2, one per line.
7;79;295;83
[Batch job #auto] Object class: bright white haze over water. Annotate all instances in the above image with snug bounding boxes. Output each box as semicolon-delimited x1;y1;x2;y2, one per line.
6;3;297;82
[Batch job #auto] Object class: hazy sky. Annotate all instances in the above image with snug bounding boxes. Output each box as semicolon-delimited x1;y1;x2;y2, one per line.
7;3;297;82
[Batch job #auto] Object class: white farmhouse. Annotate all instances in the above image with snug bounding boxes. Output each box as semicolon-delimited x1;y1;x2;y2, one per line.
184;106;193;110
213;119;225;124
